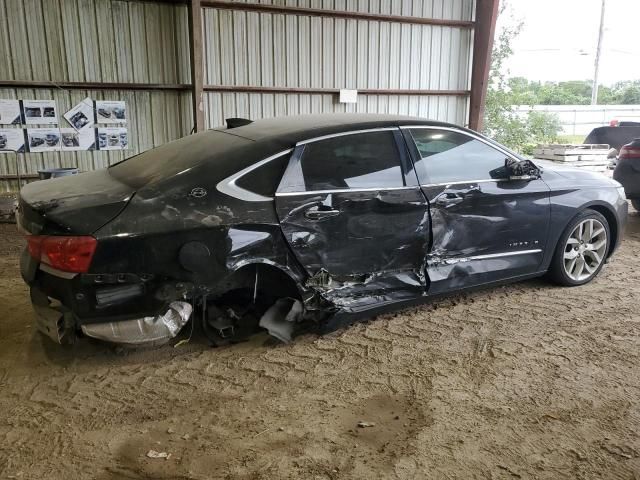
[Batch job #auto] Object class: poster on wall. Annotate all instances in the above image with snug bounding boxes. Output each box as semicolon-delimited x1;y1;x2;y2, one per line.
97;127;128;150
27;128;61;152
23;100;58;125
96;101;127;124
0;100;22;125
0;129;26;153
64;97;94;132
60;128;95;151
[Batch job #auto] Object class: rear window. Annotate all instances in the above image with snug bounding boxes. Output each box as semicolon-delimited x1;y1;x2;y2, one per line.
108;130;251;189
235;153;290;197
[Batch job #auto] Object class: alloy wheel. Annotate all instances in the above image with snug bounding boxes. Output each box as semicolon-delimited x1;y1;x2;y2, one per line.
563;218;607;282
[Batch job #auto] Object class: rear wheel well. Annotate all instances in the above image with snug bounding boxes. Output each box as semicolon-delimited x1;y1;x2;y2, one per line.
586;205;618;256
212;263;301;304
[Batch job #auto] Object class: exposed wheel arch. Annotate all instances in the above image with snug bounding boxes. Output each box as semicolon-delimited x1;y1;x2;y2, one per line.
215;262;303;302
585;204;618;257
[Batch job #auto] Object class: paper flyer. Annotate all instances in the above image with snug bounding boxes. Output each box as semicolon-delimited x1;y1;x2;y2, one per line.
96;100;127;124
0;100;22;125
64;97;94;132
0;129;26;153
97;127;128;150
23;100;58;125
60;128;95;151
27;128;61;152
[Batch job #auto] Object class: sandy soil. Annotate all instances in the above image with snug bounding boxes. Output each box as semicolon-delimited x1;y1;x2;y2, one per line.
0;209;639;480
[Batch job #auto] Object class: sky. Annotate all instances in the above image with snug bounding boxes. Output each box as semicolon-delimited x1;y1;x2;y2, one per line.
501;0;640;85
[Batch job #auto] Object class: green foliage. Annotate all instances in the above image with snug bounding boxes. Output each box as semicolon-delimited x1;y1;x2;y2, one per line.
483;6;561;155
505;78;640;106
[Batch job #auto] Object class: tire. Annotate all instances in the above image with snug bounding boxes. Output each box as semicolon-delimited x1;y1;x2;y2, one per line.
631;199;640;212
548;209;610;286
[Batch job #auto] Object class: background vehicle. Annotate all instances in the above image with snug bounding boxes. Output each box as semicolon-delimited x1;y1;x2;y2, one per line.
613;138;640;210
17;115;627;347
0;134;6;149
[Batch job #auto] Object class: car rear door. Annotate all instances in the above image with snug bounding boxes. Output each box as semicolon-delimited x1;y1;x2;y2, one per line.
274;128;430;311
402;126;551;294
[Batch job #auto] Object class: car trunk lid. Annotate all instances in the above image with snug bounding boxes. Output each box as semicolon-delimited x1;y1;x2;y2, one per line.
18;169;135;235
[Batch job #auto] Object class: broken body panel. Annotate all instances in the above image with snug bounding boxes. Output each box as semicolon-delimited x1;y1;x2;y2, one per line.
17;115;628;345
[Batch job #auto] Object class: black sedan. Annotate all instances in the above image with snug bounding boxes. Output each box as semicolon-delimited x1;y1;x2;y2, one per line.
17;115;627;346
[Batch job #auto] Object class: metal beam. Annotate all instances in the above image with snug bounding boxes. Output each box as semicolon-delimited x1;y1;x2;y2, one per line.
188;0;205;132
0;80;190;91
468;0;500;131
203;85;470;96
201;0;475;28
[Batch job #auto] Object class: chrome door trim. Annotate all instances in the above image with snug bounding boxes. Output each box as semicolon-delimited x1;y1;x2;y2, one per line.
275;185;421;197
430;249;543;266
216;149;293;202
295;127;398;146
420;178;510;188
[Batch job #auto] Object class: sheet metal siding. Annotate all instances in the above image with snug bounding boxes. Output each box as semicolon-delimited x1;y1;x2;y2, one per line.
0;0;192;192
202;0;473;128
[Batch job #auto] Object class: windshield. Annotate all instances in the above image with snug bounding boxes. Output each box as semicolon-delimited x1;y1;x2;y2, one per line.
109;130;251;189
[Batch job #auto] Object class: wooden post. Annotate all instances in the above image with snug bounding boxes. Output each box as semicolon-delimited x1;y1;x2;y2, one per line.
468;0;500;132
188;0;205;132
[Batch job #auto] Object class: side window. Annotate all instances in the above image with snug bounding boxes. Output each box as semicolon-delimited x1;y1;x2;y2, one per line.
234;152;290;197
287;130;404;192
408;129;508;184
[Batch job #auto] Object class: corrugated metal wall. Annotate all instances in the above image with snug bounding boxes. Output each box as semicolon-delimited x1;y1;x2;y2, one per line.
0;0;192;191
202;0;474;128
0;0;475;191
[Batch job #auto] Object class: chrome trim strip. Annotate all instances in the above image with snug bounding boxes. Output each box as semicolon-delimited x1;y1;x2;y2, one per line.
421;178;509;187
39;263;78;279
399;125;519;162
296;127;398;146
430;249;543;266
275;185;420;197
216;149;293;202
468;249;542;261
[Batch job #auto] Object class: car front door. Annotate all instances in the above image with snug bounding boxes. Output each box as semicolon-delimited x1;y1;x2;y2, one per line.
402;127;551;294
275;128;430;311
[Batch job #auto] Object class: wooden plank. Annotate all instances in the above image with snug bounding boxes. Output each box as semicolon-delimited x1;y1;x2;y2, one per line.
468;0;499;131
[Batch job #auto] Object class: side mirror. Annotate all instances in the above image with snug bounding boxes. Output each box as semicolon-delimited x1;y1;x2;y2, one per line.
505;158;541;181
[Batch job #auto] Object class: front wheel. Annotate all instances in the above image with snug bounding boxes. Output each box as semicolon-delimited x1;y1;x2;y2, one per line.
548;210;610;286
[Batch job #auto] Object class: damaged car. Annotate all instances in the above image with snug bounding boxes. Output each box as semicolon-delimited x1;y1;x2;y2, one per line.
17;114;627;347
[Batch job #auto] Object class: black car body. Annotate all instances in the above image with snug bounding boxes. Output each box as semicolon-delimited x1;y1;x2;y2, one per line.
613;138;640;210
17;115;627;346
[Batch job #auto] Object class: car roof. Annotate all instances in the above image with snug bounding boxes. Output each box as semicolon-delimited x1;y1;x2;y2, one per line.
213;114;460;147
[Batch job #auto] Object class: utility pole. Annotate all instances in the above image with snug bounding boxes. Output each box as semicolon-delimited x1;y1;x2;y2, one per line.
591;0;606;105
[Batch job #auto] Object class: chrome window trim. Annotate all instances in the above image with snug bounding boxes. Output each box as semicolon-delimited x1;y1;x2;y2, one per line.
420;178;509;188
295;127;398;146
275;185;420;197
216;149;293;202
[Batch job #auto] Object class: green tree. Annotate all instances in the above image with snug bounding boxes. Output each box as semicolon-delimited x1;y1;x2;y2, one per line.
483;4;561;154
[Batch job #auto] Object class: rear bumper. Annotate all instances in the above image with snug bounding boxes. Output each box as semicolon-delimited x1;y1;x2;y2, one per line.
30;287;76;344
614;161;640;199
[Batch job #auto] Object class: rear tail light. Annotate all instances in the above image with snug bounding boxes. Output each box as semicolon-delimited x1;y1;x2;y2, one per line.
618;146;640;160
27;235;97;273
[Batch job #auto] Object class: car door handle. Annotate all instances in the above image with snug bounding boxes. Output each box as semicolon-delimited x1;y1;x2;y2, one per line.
435;193;464;206
304;205;340;220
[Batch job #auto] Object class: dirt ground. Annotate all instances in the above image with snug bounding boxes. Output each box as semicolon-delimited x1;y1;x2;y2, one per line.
0;209;639;480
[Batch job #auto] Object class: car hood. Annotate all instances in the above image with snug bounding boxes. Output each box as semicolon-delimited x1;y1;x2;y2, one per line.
18;169;135;235
533;159;621;188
